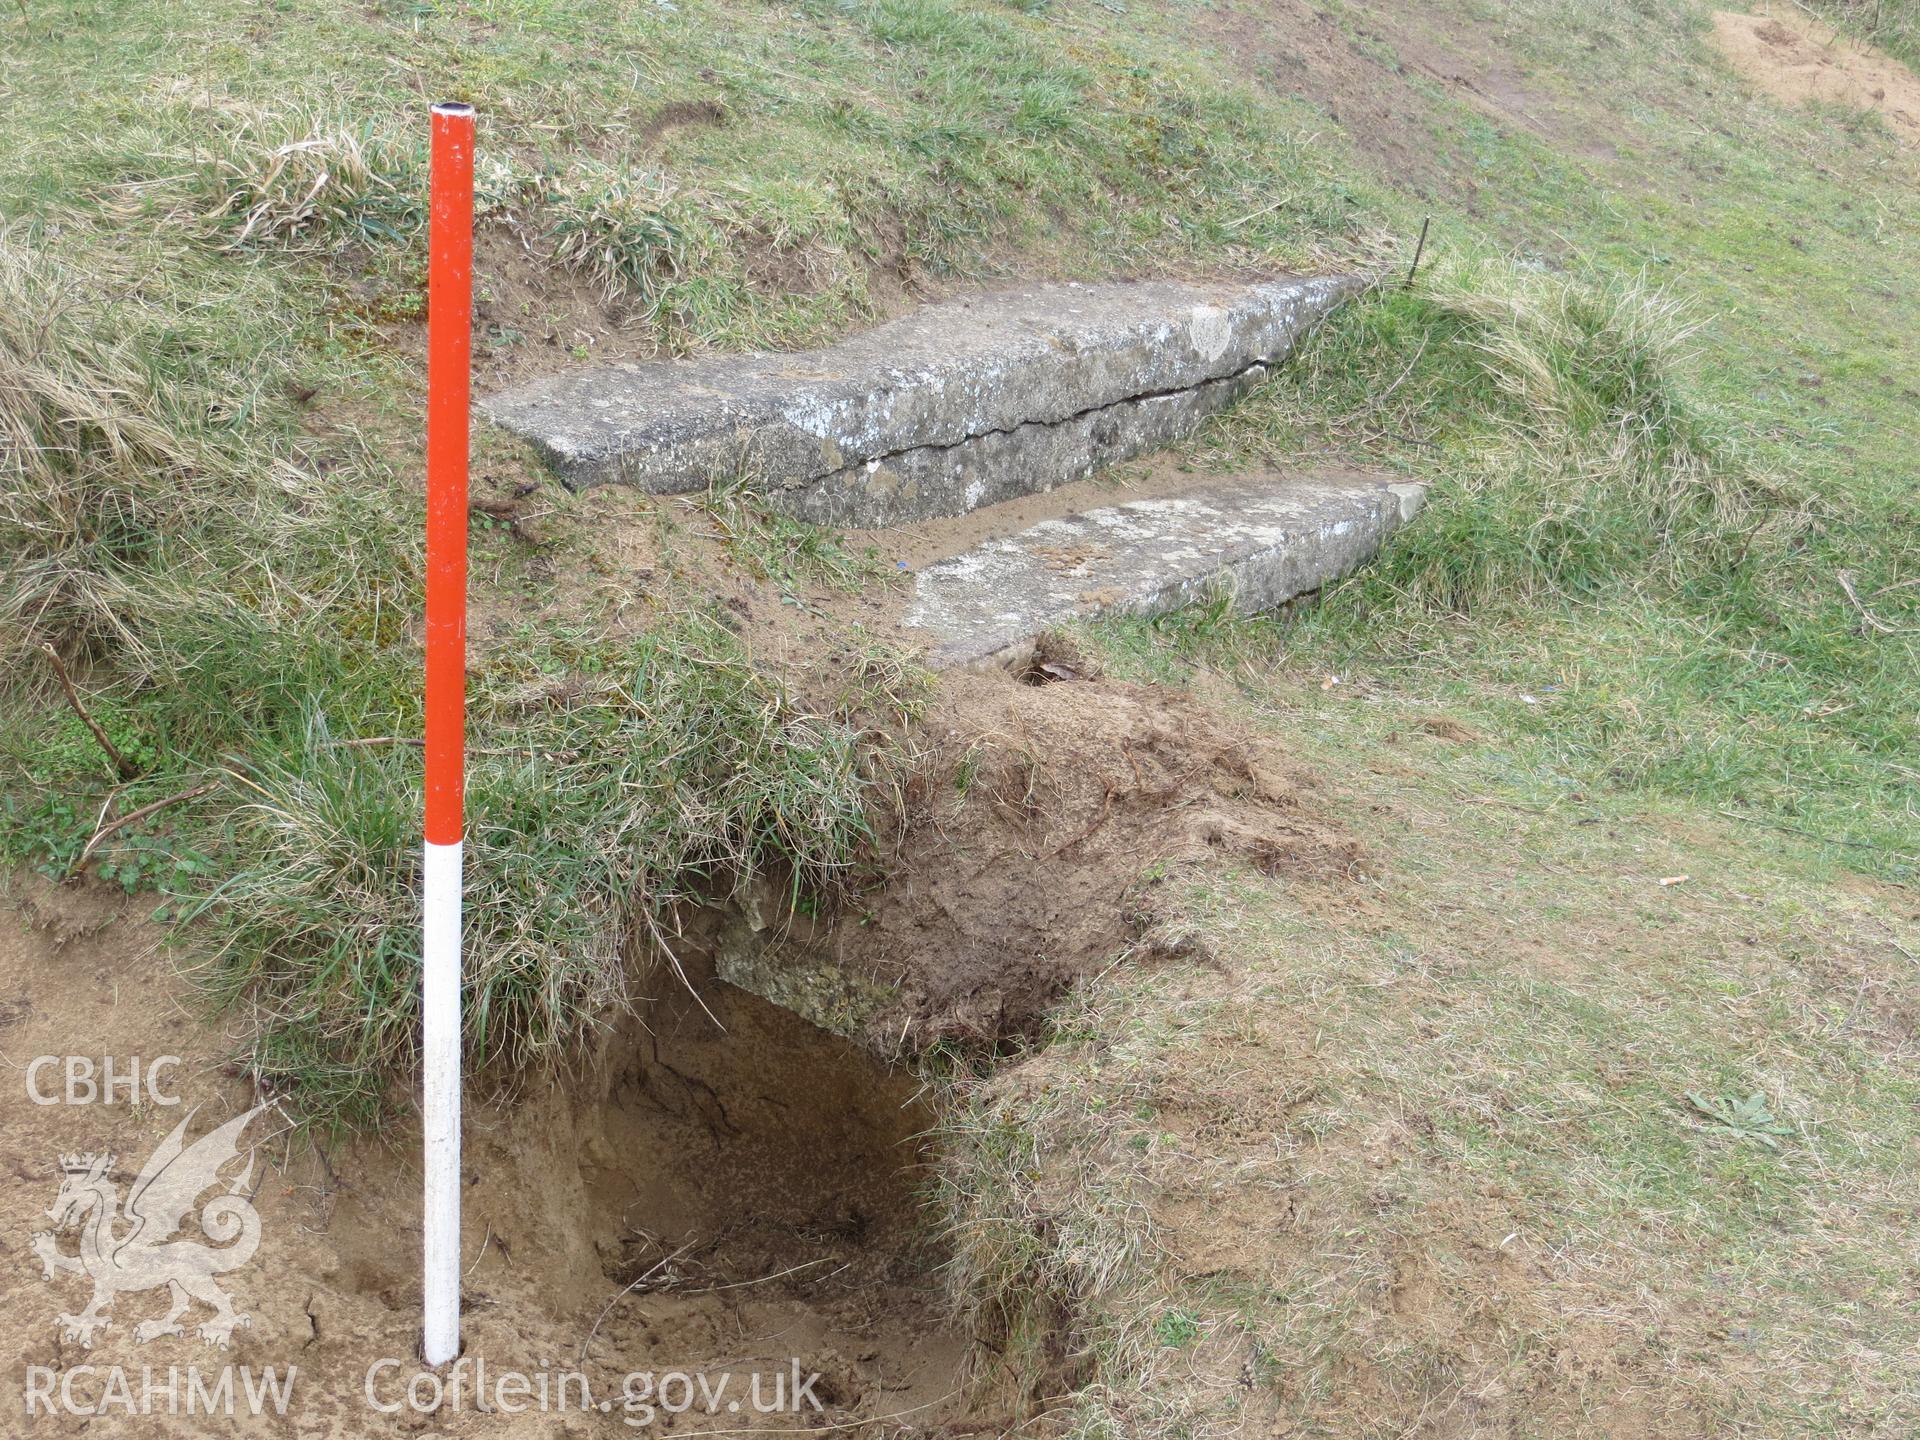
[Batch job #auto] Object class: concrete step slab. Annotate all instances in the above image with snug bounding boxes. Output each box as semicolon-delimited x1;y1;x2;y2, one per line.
482;274;1363;525
902;469;1426;669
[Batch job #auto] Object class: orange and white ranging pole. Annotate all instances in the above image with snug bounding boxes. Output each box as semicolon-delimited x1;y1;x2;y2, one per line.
422;99;473;1369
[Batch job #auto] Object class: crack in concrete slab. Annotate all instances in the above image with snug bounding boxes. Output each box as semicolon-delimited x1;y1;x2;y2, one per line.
765;360;1273;526
482;274;1369;525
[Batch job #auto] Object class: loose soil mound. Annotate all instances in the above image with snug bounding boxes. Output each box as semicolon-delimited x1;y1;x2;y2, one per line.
750;659;1367;1053
1711;8;1920;142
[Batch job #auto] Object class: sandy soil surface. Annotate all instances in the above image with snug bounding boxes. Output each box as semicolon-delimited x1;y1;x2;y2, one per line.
1711;7;1920;143
0;878;970;1436
778;663;1366;1053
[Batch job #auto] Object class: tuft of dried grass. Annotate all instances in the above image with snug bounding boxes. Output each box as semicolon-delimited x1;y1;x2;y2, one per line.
0;231;199;664
104;89;422;255
548;159;693;311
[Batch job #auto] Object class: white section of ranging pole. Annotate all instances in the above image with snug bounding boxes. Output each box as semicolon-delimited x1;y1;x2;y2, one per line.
421;837;463;1365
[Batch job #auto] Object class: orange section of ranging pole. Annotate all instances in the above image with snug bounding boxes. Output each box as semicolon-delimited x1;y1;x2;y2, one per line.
425;103;473;847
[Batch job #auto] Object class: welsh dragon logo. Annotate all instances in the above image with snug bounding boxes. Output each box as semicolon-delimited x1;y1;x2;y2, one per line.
31;1101;276;1349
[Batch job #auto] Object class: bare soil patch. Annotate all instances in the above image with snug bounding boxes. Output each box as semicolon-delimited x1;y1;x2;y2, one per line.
1711;7;1920;143
1191;0;1623;200
705;663;1367;1054
0;878;970;1435
1193;0;1461;196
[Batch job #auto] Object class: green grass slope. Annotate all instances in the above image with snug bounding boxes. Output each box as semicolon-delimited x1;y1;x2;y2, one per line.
0;0;1385;1124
